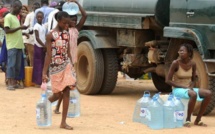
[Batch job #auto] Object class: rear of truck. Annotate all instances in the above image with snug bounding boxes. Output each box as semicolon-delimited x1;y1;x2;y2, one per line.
76;0;215;115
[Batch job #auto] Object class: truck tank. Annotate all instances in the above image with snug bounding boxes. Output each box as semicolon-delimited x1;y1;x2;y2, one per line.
80;0;170;27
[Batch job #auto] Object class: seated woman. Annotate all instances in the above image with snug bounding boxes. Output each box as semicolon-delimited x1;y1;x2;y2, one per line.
165;43;211;127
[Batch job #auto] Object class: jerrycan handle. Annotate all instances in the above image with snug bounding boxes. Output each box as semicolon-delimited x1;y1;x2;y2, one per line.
143;91;150;97
168;92;173;96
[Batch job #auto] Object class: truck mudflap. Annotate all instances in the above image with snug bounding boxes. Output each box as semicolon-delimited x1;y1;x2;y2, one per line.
163;27;209;58
78;30;118;49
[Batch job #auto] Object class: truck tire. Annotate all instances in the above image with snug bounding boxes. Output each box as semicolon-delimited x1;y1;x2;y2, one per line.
191;51;214;115
151;73;172;92
203;77;215;115
99;49;118;94
76;41;104;95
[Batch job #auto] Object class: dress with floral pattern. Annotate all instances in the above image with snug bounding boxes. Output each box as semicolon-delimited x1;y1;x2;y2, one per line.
49;30;76;93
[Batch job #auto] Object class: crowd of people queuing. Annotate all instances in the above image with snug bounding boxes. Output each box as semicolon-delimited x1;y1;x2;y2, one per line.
0;0;86;130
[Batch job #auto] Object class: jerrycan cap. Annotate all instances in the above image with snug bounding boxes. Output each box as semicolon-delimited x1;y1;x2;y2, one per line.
167;96;173;101
41;94;47;97
156;92;161;97
168;93;174;97
152;96;158;101
152;93;158;98
175;97;181;100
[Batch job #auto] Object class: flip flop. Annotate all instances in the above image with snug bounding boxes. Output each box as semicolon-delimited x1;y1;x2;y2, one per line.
184;121;191;128
194;121;207;127
7;86;15;91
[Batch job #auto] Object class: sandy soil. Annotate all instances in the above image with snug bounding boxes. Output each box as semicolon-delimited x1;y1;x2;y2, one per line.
0;72;215;134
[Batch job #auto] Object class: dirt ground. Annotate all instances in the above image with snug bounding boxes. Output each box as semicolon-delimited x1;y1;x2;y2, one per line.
0;72;215;134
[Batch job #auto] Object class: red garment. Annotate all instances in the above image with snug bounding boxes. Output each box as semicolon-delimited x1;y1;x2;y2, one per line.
17;14;21;21
0;8;9;18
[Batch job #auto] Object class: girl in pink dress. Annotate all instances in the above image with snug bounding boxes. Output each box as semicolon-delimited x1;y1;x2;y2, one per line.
42;11;76;130
54;0;87;114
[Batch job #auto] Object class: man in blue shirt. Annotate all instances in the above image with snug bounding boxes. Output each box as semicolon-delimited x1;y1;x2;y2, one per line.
33;0;54;25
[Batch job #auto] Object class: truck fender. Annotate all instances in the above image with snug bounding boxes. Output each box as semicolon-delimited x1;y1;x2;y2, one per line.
78;30;118;49
163;27;209;58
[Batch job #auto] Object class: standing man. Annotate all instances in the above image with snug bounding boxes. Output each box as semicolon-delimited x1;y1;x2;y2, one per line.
4;0;28;90
34;0;55;25
23;2;40;66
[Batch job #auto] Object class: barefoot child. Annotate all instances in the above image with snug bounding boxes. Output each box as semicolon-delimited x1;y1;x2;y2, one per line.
54;0;87;114
166;43;212;127
42;11;76;130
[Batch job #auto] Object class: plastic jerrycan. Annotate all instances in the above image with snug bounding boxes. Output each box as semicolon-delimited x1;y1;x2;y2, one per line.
36;93;52;127
132;91;151;123
67;89;81;117
148;96;163;130
163;95;176;129
173;97;184;128
140;91;151;125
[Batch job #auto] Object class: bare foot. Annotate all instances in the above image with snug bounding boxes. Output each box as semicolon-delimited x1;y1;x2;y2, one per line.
194;121;207;127
60;124;73;130
54;109;61;114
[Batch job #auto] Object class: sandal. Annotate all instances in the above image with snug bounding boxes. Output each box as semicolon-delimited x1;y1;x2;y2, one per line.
184;121;191;128
7;85;15;91
194;121;207;127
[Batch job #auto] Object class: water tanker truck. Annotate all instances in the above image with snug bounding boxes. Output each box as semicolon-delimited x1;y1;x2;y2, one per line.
76;0;215;114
